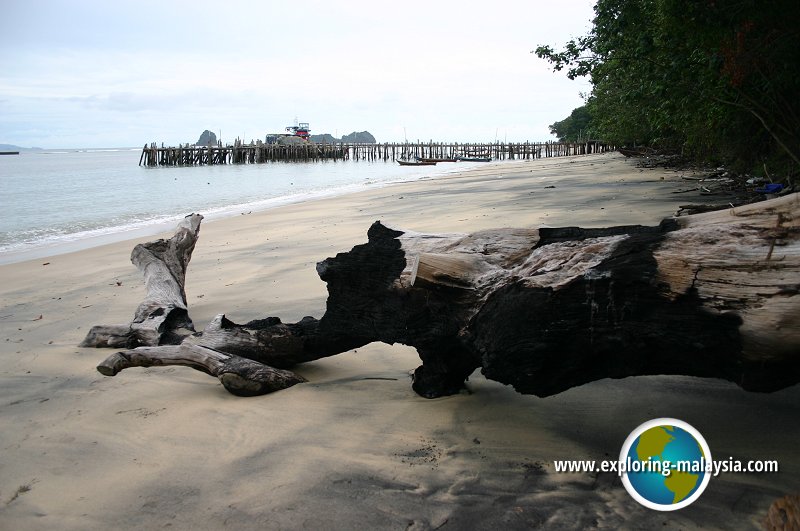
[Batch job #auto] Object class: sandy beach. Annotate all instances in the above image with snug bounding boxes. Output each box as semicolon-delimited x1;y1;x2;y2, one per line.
1;153;797;529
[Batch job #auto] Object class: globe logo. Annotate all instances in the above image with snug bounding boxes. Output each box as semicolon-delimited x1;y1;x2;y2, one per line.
620;418;712;511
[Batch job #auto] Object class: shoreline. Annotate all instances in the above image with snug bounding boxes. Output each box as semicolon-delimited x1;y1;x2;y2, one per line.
0;154;678;267
0;157;478;266
1;152;797;529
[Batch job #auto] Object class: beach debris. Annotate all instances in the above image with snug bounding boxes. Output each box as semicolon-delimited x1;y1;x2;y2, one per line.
32;315;42;321
80;213;202;349
764;494;800;530
115;407;166;418
97;344;305;397
42;262;50;266
85;195;800;398
675;203;732;215
756;183;784;194
6;483;33;505
617;147;657;158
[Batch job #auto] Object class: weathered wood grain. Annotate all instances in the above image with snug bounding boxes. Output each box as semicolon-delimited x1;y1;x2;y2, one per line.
96;344;306;396
89;194;799;398
80;213;203;348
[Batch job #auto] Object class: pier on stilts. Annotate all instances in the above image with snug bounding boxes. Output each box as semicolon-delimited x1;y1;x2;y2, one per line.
139;139;614;167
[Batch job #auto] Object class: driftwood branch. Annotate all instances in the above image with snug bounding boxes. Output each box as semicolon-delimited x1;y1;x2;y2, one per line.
96;344;305;396
87;194;800;398
80;213;203;348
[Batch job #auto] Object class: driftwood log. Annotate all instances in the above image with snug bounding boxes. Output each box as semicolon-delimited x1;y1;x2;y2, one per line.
80;213;202;349
85;194;800;398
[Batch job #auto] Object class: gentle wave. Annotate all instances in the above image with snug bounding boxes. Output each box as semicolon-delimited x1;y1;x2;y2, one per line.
0;213;186;254
0;151;460;262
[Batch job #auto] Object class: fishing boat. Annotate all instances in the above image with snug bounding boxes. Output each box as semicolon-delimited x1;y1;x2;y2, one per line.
455;156;491;162
285;121;311;140
398;160;437;166
415;157;458;163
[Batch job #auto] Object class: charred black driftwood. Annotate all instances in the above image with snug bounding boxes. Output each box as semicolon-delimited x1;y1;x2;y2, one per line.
87;194;800;398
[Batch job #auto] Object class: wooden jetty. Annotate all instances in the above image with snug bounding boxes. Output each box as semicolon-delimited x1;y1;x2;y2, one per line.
139;139;613;167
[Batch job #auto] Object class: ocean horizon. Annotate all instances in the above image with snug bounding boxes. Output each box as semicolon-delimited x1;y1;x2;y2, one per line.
0;148;473;264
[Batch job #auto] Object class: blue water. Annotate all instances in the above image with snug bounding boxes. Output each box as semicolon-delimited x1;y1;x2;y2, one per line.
0;148;461;262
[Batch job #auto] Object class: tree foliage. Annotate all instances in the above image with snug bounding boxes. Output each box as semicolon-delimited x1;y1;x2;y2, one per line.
549;105;593;142
536;0;800;171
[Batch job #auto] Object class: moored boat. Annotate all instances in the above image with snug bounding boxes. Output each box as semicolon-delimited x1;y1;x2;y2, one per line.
415;157;458;163
455;156;491;162
286;121;310;140
398;160;437;166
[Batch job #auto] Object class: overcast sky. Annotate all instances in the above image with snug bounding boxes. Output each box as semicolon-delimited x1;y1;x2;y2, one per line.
0;0;595;148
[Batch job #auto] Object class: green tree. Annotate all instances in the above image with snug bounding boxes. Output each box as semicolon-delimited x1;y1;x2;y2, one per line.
535;0;800;171
549;105;593;142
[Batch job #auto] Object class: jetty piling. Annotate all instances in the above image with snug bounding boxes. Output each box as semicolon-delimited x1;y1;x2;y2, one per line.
139;141;612;167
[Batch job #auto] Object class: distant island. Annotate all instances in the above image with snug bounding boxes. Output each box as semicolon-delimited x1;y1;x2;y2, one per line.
261;130;377;145
195;130;218;147
193;129;377;146
0;143;42;152
308;131;376;144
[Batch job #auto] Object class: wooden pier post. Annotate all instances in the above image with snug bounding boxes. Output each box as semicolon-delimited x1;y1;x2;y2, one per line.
137;140;614;167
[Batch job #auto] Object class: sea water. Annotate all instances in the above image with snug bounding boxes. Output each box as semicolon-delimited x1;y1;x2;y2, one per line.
0;148;461;264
